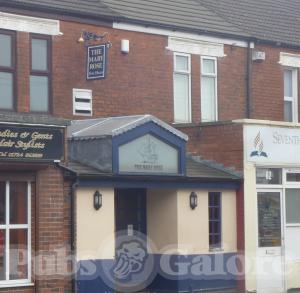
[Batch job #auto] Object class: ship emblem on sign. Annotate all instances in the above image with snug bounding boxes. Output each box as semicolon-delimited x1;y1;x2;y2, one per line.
250;131;268;158
138;136;158;164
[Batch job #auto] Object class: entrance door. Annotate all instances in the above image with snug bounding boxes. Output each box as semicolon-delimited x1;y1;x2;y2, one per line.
257;190;285;293
115;188;147;237
114;189;147;289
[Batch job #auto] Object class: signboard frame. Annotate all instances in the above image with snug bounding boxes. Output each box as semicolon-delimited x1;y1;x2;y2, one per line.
0;125;64;162
86;44;107;80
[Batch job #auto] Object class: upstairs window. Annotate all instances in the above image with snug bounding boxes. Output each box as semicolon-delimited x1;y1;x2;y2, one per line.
284;69;298;122
209;192;222;249
173;53;191;123
0;30;15;110
201;57;218;122
30;35;51;112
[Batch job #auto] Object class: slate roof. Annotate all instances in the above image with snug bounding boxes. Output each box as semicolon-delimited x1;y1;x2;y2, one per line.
0;111;69;126
197;0;300;47
0;0;119;19
68;115;188;141
64;155;242;181
3;0;300;48
101;0;246;37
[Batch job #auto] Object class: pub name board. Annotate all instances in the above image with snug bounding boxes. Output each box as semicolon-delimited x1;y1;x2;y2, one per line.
87;44;107;80
0;125;64;162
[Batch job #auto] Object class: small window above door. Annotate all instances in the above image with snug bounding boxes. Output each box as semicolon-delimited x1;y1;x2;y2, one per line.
256;168;282;185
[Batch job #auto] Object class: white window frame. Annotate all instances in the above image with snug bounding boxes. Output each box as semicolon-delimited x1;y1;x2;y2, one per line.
73;88;93;116
0;181;31;287
173;52;191;123
200;56;218;122
284;68;298;123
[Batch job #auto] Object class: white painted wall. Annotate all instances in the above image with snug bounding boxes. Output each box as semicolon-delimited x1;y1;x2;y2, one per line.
76;188;115;261
244;162;259;292
147;189;237;255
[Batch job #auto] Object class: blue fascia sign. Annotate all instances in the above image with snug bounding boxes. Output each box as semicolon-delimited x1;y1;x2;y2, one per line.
86;44;107;80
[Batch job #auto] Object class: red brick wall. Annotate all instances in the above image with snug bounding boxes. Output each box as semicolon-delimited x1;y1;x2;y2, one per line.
12;18;300;126
178;123;244;171
218;46;247;121
51;23;250;123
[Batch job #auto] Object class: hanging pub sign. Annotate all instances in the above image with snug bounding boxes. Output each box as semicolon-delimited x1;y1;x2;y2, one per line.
86;44;107;80
0;125;64;162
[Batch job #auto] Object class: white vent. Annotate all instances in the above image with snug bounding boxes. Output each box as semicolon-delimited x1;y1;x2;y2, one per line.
252;51;266;61
73;89;92;116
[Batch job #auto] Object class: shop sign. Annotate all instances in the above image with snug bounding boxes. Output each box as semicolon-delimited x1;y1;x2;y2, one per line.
245;125;300;164
86;44;107;80
0;125;64;161
118;134;179;174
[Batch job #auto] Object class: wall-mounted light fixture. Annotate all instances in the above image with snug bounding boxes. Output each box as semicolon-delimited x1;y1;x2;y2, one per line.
190;191;198;210
93;190;102;210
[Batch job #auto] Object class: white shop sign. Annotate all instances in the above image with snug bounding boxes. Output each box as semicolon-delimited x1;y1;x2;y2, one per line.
119;134;179;174
245;125;300;164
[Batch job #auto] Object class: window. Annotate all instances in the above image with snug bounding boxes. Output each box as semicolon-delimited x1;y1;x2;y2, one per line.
209;192;221;249
201;57;217;122
284;68;298;122
73;89;92;116
0;181;31;285
0;30;15;110
173;53;191;123
30;36;51;112
285;189;300;224
256;168;282;185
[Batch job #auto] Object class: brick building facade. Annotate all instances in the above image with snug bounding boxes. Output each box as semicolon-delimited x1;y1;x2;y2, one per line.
1;0;300;292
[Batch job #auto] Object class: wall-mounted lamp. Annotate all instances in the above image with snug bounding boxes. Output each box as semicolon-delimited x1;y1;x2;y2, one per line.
93;190;102;210
190;191;198;210
78;30;108;44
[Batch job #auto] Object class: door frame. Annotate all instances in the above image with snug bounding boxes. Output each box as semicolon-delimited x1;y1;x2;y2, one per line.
114;188;147;237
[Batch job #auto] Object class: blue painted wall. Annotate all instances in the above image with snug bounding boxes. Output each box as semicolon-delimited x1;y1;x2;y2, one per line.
76;253;237;293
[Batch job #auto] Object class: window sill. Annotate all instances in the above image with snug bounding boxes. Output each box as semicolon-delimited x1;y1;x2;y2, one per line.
0;282;34;288
209;247;224;253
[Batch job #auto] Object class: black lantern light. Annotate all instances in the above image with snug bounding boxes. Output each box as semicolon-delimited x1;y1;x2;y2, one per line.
190;191;198;210
93;191;102;210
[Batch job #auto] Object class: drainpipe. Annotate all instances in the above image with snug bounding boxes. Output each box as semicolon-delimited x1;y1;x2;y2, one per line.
71;180;78;293
246;40;253;118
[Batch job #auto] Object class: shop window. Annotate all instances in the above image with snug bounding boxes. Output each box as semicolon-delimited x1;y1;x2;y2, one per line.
30;35;51;112
284;68;298;122
256;168;282;185
201;57;217;122
209;192;222;249
73;88;92;116
0;181;31;285
173;53;191;123
0;30;15;110
286;189;300;224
